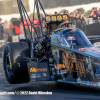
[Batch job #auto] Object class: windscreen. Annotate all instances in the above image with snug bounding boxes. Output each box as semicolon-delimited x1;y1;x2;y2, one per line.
63;29;92;49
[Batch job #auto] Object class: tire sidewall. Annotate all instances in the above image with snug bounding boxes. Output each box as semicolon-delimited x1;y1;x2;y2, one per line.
3;42;30;84
3;44;15;83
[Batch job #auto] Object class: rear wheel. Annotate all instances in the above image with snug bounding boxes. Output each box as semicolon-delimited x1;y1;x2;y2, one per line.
3;42;30;84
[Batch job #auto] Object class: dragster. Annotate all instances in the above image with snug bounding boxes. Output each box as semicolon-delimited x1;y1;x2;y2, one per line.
3;0;100;87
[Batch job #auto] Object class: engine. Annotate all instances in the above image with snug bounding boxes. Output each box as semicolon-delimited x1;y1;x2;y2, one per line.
34;35;51;62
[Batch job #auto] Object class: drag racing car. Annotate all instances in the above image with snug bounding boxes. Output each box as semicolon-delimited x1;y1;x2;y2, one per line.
3;0;100;87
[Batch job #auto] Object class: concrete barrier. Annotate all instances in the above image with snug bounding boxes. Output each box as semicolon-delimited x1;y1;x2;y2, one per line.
88;35;100;44
86;22;100;36
8;35;19;42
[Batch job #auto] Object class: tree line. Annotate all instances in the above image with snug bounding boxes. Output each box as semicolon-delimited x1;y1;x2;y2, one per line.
41;0;100;9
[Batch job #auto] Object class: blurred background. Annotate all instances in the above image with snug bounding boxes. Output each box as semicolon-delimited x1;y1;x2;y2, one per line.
0;0;100;58
41;0;100;8
0;0;99;21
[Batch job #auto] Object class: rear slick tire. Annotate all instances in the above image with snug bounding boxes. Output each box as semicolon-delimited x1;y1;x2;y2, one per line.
3;42;30;84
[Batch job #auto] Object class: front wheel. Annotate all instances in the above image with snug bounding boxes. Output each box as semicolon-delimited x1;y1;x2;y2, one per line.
3;42;30;84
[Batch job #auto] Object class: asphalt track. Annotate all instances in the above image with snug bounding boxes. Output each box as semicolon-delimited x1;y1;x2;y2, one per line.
0;59;100;100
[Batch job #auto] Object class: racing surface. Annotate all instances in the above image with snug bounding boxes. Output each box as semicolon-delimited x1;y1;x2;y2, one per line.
0;59;100;100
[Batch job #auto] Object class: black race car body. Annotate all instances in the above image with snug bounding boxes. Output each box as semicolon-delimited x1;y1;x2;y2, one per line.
51;28;100;85
3;0;100;87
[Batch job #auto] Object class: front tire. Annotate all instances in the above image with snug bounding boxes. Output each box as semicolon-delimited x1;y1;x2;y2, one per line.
3;42;30;84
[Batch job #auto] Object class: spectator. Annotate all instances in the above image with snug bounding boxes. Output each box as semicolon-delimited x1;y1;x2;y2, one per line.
40;14;45;27
9;18;20;35
19;33;25;40
55;11;57;15
0;18;4;36
99;8;100;17
64;9;69;16
90;8;98;23
80;12;86;32
31;15;40;38
20;16;31;39
80;12;86;20
94;7;98;22
40;14;46;33
69;12;76;28
74;10;79;16
4;21;9;34
75;13;80;29
88;12;93;18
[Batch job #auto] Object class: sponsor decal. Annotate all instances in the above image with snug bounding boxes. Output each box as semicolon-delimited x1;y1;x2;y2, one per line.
79;48;87;51
62;52;86;77
51;75;54;80
49;57;53;63
95;63;100;74
30;68;47;73
95;63;100;79
51;68;55;75
42;73;47;77
59;69;67;74
67;36;76;40
31;73;41;78
49;64;54;66
53;51;86;77
69;59;85;77
54;64;66;69
8;53;12;69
